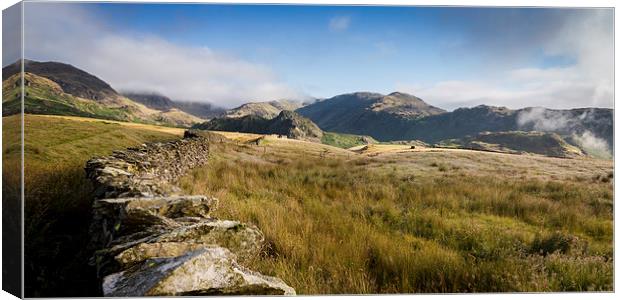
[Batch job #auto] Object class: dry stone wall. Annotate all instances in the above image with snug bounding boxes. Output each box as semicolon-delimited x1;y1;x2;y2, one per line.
86;130;295;296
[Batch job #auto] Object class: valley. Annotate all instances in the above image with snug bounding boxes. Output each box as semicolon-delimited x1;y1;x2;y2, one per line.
1;3;613;297
3;113;613;295
2;59;614;296
179;127;613;293
2;59;613;160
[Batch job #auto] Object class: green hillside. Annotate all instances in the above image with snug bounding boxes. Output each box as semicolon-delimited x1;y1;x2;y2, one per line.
3;115;181;297
3;73;133;121
2;61;204;127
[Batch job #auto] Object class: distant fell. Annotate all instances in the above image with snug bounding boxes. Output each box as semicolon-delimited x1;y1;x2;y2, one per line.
402;105;613;154
226;100;304;119
122;92;226;119
296;91;446;140
1;60;204;127
438;131;585;158
193;110;323;142
3;60;117;103
298;93;612;158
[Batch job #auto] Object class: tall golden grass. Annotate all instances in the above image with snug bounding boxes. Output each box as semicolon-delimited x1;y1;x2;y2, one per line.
4;114;613;295
179;141;613;294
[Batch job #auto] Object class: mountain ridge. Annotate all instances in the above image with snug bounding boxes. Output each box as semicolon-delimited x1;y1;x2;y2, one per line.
2;59;612;158
2;60;204;127
225;100;304;119
121;92;226;119
193;110;323;142
3;59;118;103
296;93;612;156
437;131;585;158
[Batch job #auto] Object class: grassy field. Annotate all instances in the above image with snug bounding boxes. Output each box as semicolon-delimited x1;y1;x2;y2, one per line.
179;133;613;294
3;114;614;295
2;114;182;297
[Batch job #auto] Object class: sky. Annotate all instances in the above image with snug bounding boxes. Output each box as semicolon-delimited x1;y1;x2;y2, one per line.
5;2;614;109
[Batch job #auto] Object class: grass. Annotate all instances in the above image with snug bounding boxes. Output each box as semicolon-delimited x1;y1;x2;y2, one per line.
2;114;181;297
179;137;613;294
3;114;613;295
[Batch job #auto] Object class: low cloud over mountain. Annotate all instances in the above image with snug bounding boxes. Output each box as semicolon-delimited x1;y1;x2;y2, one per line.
21;3;300;108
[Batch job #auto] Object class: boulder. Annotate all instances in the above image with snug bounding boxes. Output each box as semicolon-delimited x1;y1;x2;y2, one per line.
107;220;265;266
89;195;217;248
103;247;295;296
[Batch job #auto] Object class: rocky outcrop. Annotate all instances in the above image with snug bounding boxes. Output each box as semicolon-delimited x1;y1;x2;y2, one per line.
193;110;323;143
85;131;295;296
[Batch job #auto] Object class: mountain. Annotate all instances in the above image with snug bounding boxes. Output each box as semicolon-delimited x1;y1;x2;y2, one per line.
193;110;323;142
297;93;612;157
438;131;585;158
397;105;518;142
121;92;176;111
173;101;226;119
4;59;118;103
2;60;203;127
402;105;613;154
226;100;304;119
3;72;134;120
266;110;323;142
122;92;226;119
296;92;446;140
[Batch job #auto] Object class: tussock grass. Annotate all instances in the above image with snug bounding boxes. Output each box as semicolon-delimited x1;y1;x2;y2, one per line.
3;115;181;297
179;140;613;294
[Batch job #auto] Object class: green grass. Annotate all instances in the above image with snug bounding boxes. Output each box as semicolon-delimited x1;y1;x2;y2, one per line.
3;76;132;121
321;131;378;149
2;114;181;297
179;140;613;294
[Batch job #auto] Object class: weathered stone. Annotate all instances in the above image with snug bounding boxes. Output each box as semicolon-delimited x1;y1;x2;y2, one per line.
98;219;264;266
87;131;296;295
145;220;263;260
85;135;211;199
103;248;296;296
95;195;217;222
114;242;209;266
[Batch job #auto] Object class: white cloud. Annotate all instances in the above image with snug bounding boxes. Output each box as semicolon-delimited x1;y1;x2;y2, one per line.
22;3;300;108
398;10;613;111
516;107;571;131
515;107;611;158
328;16;351;32
571;130;611;158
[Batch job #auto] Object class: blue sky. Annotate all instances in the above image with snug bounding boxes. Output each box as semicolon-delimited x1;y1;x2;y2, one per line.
14;3;615;109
